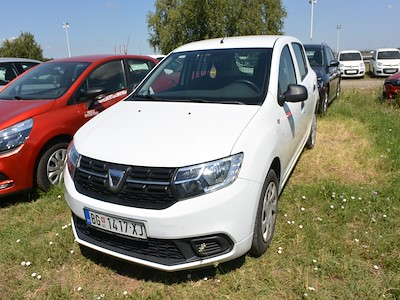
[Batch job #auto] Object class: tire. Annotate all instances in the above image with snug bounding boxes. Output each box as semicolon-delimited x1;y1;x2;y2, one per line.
319;91;328;115
305;112;317;149
36;141;69;191
335;81;341;99
250;170;279;257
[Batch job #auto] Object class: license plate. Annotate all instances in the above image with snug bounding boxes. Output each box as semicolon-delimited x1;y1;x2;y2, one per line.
384;68;397;74
346;70;357;74
84;208;147;239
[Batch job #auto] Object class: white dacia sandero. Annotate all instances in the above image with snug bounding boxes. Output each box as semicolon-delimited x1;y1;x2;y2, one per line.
64;35;319;271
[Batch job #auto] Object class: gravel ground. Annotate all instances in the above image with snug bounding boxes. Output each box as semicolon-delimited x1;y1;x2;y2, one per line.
341;77;384;90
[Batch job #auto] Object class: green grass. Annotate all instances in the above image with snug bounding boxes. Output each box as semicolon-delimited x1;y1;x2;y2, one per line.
1;85;399;299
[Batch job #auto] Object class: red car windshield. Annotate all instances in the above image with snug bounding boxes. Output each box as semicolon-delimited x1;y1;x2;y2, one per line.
0;61;90;100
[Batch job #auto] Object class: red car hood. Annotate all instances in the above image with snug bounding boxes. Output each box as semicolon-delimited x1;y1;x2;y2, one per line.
0;100;54;129
387;72;400;81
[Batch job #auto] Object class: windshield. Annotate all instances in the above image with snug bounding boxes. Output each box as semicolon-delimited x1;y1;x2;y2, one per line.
0;61;90;100
377;51;400;60
130;48;272;105
305;49;324;67
339;52;362;61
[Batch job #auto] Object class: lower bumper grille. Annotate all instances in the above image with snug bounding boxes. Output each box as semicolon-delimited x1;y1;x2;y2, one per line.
73;213;233;267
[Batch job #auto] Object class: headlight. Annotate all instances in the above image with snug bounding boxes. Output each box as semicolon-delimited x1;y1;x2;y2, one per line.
172;153;243;199
0;118;33;153
67;142;80;179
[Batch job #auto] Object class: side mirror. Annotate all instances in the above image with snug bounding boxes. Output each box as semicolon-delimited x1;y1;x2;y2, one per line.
80;87;106;108
278;84;308;106
85;87;106;99
330;60;339;67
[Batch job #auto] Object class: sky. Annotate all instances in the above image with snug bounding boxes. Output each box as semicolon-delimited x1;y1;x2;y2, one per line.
2;0;399;59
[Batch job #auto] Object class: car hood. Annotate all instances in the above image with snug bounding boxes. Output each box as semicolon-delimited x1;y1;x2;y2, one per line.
74;101;260;167
386;72;400;81
340;60;364;67
0;100;54;128
378;59;400;67
385;72;400;85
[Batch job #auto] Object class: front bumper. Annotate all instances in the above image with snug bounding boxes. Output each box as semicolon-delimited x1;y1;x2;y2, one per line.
64;169;261;271
340;67;365;78
0;145;34;196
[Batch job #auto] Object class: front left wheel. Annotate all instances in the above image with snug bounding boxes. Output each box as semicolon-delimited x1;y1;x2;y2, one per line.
36;141;69;191
250;170;279;257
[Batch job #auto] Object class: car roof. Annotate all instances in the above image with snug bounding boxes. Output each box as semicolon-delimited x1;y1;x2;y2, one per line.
172;35;294;52
0;57;42;63
339;50;362;54
375;48;400;52
48;54;158;63
303;43;329;49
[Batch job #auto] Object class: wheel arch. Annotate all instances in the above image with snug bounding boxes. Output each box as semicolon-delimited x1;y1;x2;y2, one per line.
33;134;72;186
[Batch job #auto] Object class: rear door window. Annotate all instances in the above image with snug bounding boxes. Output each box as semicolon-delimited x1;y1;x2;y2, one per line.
292;43;308;81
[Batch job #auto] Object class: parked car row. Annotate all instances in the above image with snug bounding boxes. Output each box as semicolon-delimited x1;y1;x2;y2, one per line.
0;54;159;197
304;43;341;115
1;37;397;273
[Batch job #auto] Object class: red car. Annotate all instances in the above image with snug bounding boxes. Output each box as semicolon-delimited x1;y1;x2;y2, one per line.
0;54;159;197
383;72;400;99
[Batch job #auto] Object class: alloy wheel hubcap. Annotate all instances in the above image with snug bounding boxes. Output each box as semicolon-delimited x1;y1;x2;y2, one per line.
47;149;67;185
261;181;278;242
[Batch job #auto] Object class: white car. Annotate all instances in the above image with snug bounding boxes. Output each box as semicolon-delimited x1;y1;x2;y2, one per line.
338;50;365;78
64;35;319;271
370;48;400;77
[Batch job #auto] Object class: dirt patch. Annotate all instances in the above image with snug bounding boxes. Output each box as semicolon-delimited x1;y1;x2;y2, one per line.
291;118;384;186
340;77;384;91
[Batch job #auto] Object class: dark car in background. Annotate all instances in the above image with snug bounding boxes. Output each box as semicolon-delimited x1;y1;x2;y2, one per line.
304;43;341;114
0;57;41;88
383;72;400;100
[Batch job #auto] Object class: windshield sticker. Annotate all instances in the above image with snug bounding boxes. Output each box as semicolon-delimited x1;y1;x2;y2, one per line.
210;65;217;79
97;89;127;104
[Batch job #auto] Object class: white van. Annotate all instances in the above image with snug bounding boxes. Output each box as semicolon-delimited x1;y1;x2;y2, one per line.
64;35;319;271
370;48;400;77
338;50;365;78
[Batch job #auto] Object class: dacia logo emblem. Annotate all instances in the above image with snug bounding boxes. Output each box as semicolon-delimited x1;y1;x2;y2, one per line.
107;167;129;192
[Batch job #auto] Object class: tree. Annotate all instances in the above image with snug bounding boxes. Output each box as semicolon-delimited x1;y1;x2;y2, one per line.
0;32;44;61
147;0;287;54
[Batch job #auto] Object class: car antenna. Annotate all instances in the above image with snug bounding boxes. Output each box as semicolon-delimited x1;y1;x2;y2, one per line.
220;37;225;44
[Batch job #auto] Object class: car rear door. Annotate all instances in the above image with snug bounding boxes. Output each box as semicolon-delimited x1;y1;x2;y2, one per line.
291;42;317;141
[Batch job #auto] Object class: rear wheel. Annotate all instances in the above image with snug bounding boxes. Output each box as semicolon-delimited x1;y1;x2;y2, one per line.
36;142;69;191
250;170;279;257
335;81;341;98
305;112;317;149
319;91;328;115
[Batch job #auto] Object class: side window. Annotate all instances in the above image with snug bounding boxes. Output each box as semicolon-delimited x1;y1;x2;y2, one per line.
326;47;334;64
278;45;297;95
127;59;155;85
73;60;125;103
0;63;17;84
292;43;308;81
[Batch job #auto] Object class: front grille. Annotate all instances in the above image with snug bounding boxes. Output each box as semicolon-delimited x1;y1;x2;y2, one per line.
73;213;233;266
74;156;177;209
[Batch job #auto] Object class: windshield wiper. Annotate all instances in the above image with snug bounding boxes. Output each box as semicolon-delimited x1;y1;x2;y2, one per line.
129;94;160;101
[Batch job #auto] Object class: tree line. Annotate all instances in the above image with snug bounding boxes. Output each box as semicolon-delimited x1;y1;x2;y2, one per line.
1;0;286;60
